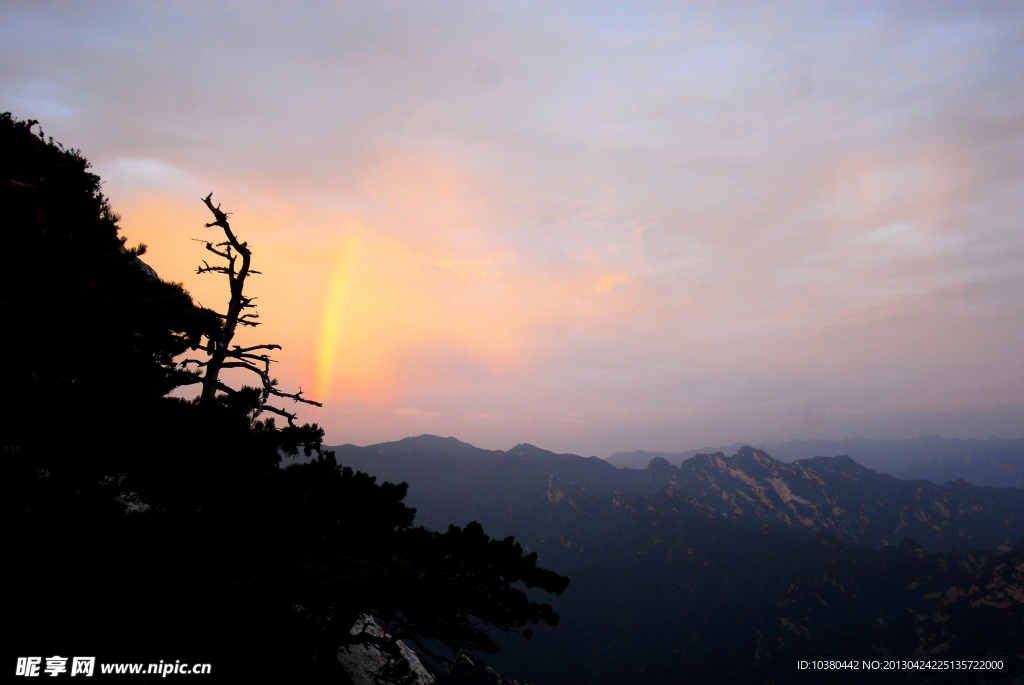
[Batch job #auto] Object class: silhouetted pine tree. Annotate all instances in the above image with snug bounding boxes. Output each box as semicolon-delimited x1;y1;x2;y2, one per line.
3;112;567;681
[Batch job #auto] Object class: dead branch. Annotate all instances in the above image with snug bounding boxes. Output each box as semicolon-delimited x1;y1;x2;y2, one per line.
233;344;282;353
258;404;300;427
191;193;321;423
220;361;266;374
270;387;323;408
235;352;276;363
204;243;231;261
3;179;39;190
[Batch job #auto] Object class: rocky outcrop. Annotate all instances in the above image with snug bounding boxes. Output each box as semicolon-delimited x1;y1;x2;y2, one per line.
323;436;1023;554
664;447;1023;552
436;655;529;685
337;616;435;685
335;617;534;685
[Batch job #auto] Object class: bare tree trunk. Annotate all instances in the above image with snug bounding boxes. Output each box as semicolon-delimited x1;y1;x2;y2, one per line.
197;193;254;405
188;193;321;422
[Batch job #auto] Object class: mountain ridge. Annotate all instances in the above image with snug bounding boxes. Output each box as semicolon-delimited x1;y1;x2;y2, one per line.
308;434;1023;684
608;435;1024;488
318;435;1023;554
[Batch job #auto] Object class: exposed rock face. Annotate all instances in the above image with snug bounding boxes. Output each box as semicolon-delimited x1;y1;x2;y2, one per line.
610;437;1024;488
335;619;532;685
663;447;1023;552
324;436;1023;554
911;540;1024;659
337;616;435;685
439;655;529;685
757;539;1024;667
117;243;160;280
319;437;1024;684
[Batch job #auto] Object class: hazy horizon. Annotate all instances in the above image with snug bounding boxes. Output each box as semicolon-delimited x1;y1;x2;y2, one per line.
314;431;1024;463
3;2;1022;457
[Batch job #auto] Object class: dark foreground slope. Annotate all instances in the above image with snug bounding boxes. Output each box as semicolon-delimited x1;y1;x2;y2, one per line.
325;436;1024;685
4;115;567;682
492;499;1022;685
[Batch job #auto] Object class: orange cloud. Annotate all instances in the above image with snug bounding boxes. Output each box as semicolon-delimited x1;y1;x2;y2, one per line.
311;234;538;406
594;272;630;294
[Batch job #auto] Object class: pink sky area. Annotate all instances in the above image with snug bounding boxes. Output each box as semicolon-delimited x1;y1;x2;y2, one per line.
3;2;1022;456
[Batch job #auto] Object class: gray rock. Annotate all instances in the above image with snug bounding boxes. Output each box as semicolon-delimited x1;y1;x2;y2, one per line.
336;615;435;685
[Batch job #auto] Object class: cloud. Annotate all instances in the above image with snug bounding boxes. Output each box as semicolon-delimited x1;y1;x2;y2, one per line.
3;1;1022;453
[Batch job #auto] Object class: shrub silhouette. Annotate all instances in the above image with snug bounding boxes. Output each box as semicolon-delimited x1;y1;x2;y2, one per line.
3;112;567;681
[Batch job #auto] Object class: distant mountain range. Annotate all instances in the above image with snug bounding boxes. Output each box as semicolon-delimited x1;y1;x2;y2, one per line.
325;436;1022;553
314;436;1024;684
657;448;1021;552
608;436;1024;488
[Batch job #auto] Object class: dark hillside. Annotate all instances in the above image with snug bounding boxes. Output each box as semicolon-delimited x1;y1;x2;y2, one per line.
4;115;568;681
325;436;1024;684
326;438;1023;554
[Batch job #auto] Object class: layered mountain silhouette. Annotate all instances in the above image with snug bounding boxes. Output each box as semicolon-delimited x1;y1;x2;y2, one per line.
661;448;1021;552
313;436;1023;684
325;436;1021;553
609;436;1024;488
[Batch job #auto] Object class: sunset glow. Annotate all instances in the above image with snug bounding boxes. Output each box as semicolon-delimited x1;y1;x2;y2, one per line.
4;2;1021;455
316;235;361;402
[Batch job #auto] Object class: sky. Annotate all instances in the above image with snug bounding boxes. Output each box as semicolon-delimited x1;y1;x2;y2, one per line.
2;1;1022;456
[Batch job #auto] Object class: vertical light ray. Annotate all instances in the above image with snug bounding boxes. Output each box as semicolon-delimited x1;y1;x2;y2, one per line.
316;236;360;400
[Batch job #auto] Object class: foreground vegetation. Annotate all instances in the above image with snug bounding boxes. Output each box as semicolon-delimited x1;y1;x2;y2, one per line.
2;112;567;681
